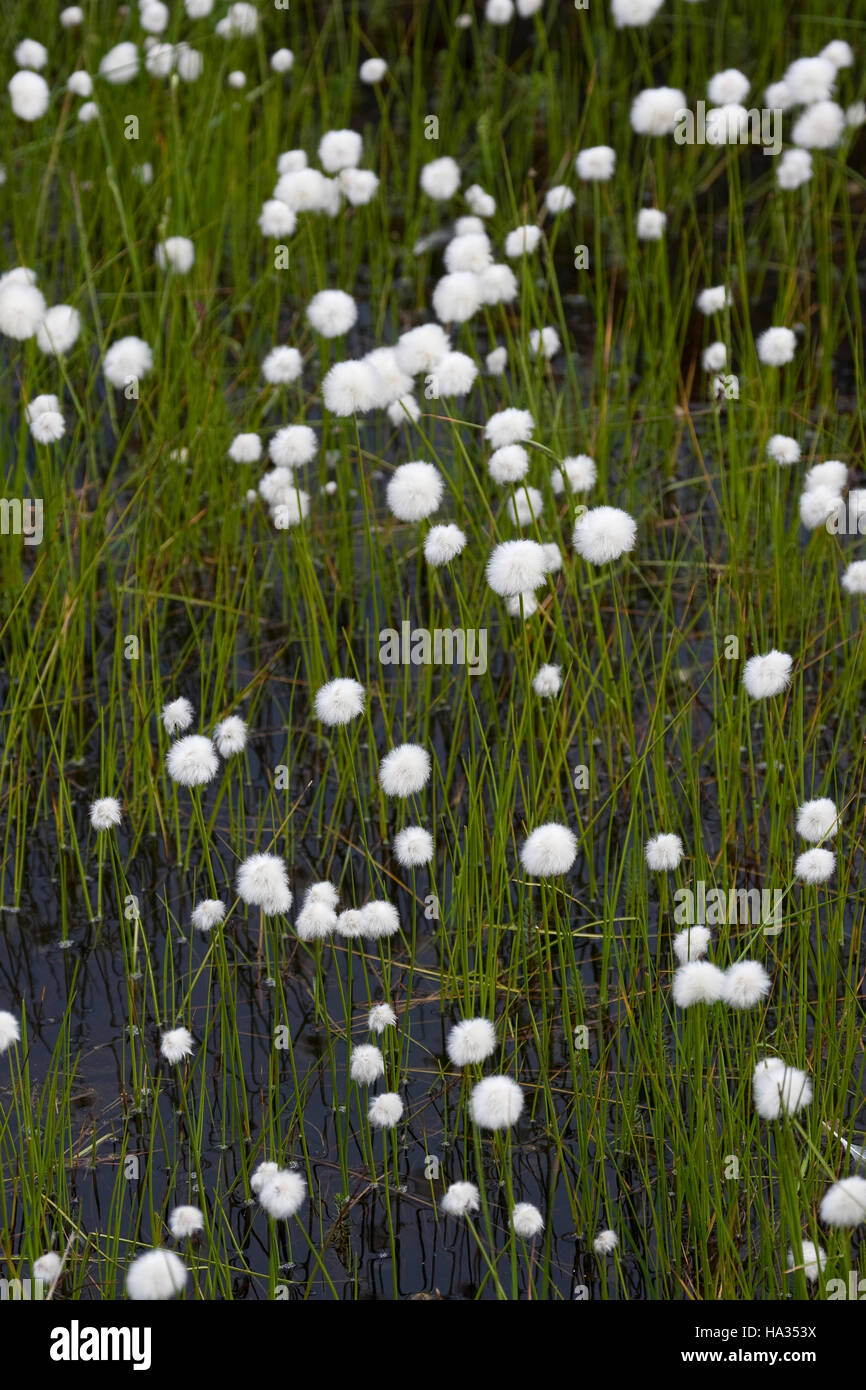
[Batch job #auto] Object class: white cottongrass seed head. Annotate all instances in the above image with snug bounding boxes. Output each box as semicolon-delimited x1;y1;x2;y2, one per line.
447;1017;496;1067
520;823;577;877
236;854;292;915
742;650;793;699
314;677;365;725
469;1074;524;1129
126;1249;187;1301
166;735;219;787
379;743;431;797
573;506;637;564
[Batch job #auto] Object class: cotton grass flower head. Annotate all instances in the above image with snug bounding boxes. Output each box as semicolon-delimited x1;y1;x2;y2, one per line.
702;342;726;373
788;1239;826;1282
393;826;434;867
387;393;421;427
545;185;575;214
444;233;492;274
593;1229;618;1255
306;289;357;338
368;1093;403;1128
486;346;507;375
672;961;727;1007
432;271;483;324
630;87;687;136
269;425;317;468
504;224;542;258
485;0;514;21
636;208;667;240
819;1176;866;1228
338;168;379;206
433;350;478;396
575;146;616;181
318;129;362;173
271;48;294;73
784;56;836;105
795;847;835;884
160;1027;194;1064
394;324;450;375
228;433;261;464
37;305;81;356
486;539;548;596
792;101;845;149
796;798;840;842
753;1057;812;1120
512;1203;544;1238
441;1182;480;1217
258;1169;306;1220
262;346;302;384
551;454;597;494
757;326;796;366
0;279;45;340
672;925;711;964
26;396;65;444
9;71;50;121
126;1249;187;1300
645;833;683;871
213;716;247;758
156;237;195;274
15;38;48;70
259;200;296;237
236;854;292;915
314;677;365;726
529;326;560;359
532;664;561;698
465;183;496;216
722;960;772;1009
67;70;93;96
99;42;140;84
78;100;99;124
90;797;122;831
161;697;194;735
767;434;800;466
0;1011;20;1054
742;650;792;699
355;900;401;947
386;462;444;522
168;1206;204;1240
519;823;577;877
191;899;225;933
707;68;750;105
469;1075;524;1130
777;149;813;190
295;899;337;942
484;408;534;449
359;57;387;83
573;506;637;565
368;1003;396;1034
804;459;847;493
506;484;543;527
696;285;731;315
506;591;538;620
166;735;218;787
841;562;866;595
61;6;84;24
350;1043;385;1085
379;744;431;798
479;263;518;305
33;1251;62;1283
322;360;381;415
611;0;663;25
424;524;467;566
420;156;460;200
489;445;529;484
799;485;841;531
446;1017;496;1066
103;336;153;389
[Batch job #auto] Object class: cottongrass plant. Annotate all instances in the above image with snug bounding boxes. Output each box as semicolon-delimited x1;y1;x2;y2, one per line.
2;0;866;1306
